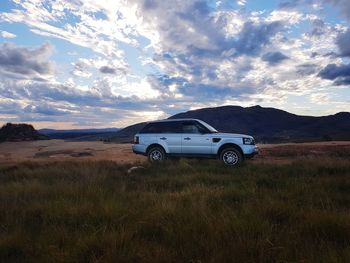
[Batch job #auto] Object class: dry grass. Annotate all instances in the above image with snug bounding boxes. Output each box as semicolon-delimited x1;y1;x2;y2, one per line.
0;155;349;262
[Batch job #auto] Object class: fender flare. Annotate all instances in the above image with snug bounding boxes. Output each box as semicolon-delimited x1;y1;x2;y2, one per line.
217;143;244;158
146;144;167;154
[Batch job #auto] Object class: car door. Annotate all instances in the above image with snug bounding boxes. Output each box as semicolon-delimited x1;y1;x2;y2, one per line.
156;121;182;154
181;121;212;154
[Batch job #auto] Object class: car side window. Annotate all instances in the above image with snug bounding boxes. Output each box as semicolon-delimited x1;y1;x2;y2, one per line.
182;122;201;134
141;122;181;133
159;122;181;133
195;122;209;134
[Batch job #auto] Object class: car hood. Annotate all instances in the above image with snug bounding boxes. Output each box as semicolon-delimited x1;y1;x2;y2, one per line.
209;132;253;138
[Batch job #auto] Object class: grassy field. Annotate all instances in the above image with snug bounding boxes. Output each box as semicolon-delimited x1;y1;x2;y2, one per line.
0;157;350;262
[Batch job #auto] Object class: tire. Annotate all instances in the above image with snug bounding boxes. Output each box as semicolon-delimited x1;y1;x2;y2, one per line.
147;146;166;163
220;147;243;166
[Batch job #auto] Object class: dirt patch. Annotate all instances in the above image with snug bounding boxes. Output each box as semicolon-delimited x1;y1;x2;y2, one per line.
251;142;350;165
0;140;146;164
34;150;94;158
34;150;74;158
71;152;93;157
260;144;350;158
0;139;349;165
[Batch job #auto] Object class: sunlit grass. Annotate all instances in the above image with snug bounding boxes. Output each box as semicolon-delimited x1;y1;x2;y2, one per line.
0;158;349;262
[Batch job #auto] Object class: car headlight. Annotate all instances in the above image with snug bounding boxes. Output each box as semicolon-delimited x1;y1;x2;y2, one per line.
243;137;255;145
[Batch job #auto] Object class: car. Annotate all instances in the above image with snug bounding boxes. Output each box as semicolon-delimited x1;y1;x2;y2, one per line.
132;119;258;166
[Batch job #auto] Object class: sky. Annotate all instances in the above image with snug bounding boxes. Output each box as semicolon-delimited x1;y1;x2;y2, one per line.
0;0;349;129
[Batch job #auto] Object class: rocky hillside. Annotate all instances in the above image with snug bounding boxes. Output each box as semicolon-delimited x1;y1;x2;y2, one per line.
0;123;48;142
104;105;350;143
169;105;350;142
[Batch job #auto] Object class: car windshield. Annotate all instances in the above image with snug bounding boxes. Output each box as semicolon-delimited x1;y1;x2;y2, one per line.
198;120;219;133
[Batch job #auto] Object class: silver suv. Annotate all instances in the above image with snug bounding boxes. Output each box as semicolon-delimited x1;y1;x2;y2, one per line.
132;119;258;166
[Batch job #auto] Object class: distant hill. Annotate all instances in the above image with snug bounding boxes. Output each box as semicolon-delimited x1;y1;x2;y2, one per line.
169;105;350;142
104;122;147;143
104;105;350;143
0;123;48;142
77;123;148;143
39;128;120;140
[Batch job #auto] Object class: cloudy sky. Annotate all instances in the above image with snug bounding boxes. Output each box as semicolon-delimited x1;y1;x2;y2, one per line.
0;0;349;129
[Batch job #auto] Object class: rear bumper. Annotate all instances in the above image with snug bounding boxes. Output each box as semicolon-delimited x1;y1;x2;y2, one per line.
132;149;147;155
132;144;147;155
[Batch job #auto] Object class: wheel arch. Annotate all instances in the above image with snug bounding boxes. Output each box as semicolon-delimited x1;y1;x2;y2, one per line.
217;143;244;158
146;144;166;155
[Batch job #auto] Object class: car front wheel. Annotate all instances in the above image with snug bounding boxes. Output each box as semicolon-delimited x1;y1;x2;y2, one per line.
220;147;243;166
147;146;166;163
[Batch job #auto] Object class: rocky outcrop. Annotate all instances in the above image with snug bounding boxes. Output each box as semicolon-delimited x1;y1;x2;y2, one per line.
0;123;48;142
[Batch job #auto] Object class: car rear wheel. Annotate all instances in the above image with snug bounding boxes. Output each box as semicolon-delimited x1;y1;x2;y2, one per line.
147;146;166;163
220;147;242;166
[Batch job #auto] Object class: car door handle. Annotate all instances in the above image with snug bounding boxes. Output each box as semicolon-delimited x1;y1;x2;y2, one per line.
160;137;167;140
184;137;191;140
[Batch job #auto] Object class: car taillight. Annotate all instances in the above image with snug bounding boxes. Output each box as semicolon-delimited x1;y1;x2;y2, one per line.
134;136;139;144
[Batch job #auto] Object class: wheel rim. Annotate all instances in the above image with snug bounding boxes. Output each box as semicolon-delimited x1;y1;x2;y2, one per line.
150;149;163;161
222;151;239;165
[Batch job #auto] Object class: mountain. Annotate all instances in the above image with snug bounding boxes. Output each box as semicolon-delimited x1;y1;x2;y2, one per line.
39;128;120;140
108;105;350;143
105;122;148;143
78;122;147;143
0;123;48;142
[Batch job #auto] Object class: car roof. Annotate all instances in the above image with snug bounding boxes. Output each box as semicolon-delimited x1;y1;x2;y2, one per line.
147;118;202;123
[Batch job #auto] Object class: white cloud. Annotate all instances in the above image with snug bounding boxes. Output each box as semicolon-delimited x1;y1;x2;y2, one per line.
0;76;165;128
71;59;92;78
310;92;331;104
0;0;134;69
237;0;247;6
0;0;349;127
0;30;16;38
0;42;55;80
266;10;304;24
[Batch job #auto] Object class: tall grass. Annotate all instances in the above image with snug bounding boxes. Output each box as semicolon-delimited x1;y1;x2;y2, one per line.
0;158;349;262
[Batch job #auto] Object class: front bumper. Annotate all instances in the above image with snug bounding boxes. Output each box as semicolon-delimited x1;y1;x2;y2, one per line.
243;145;259;159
